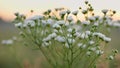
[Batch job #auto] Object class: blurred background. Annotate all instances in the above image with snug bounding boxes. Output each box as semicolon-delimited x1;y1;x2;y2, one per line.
0;0;120;68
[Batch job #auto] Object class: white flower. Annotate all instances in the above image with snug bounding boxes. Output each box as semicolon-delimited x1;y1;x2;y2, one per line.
67;28;73;33
15;22;22;27
49;33;57;38
53;23;61;29
43;36;51;42
59;30;63;33
80;33;88;39
98;33;105;39
93;32;105;39
93;32;111;42
82;10;87;14
80;33;85;39
90;47;96;51
46;19;54;26
94;22;99;26
65;22;70;27
56;20;65;26
82;21;90;25
29;15;44;20
24;20;35;27
77;43;83;47
53;29;58;33
85;31;91;35
89;41;95;45
1;39;13;45
42;41;51;47
94;16;100;19
96;50;104;55
55;36;65;43
102;9;108;14
74;32;81;37
86;51;91;56
103;37;111;42
59;10;67;16
72;10;78;15
68;38;75;44
41;20;47;26
109;55;114;60
67;34;72;37
65;43;69;48
18;14;25;18
67;16;73;21
88;16;95;21
82;44;86;49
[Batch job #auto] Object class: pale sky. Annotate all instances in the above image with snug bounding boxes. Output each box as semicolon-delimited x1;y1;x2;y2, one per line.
0;0;120;20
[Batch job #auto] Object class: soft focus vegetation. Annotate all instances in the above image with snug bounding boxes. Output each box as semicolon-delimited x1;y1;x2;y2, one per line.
1;1;120;68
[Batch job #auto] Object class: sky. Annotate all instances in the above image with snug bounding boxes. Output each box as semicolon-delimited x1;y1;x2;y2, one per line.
0;0;120;21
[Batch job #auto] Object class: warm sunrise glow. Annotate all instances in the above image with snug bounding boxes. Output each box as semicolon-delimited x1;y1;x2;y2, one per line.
0;0;120;21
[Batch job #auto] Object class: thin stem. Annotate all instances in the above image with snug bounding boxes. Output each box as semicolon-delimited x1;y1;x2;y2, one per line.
38;46;55;68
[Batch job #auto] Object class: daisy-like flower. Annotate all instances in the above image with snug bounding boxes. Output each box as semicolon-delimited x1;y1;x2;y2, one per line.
29;15;44;20
82;10;88;14
108;55;114;60
90;47;96;51
94;16;100;20
55;36;65;43
77;43;83;47
68;38;75;44
80;33;89;39
93;32;105;39
67;16;73;22
81;44;86;49
1;39;13;45
67;28;73;33
86;51;91;56
67;34;72;37
59;10;67;17
88;16;95;22
72;10;79;15
43;36;51;42
82;21;90;25
66;10;71;14
53;23;61;30
49;33;57;39
85;31;91;35
25;20;35;27
57;20;65;26
89;41;95;45
46;19;54;26
15;22;23;28
94;22;99;26
103;37;111;42
102;9;108;14
96;50;104;56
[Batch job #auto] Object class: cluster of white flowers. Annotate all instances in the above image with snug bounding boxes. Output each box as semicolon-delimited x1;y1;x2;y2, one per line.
82;21;90;25
13;1;119;67
55;36;65;43
93;32;111;42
